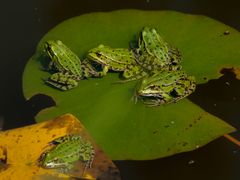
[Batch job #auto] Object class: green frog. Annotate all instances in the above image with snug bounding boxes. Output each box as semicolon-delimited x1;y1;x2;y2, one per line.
135;70;196;106
39;134;94;173
135;27;181;72
87;44;148;81
45;40;99;90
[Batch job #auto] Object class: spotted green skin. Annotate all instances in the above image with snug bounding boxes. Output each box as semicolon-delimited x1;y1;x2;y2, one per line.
87;44;147;81
135;27;181;72
40;134;94;172
136;70;196;106
45;40;99;90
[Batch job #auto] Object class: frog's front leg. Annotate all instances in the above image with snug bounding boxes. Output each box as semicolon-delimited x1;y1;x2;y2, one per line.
46;72;79;91
89;65;109;77
81;60;106;78
59;162;74;172
46;58;54;70
101;66;109;76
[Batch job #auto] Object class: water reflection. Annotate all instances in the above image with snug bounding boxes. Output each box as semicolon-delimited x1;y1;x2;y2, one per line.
115;138;236;180
189;68;240;134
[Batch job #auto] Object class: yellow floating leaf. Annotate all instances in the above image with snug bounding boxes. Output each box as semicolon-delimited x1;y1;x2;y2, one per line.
0;114;120;180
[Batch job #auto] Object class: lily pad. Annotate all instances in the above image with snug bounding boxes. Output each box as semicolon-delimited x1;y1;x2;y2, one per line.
23;10;240;160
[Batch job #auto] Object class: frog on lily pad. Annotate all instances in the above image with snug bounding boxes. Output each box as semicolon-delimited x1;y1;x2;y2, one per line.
86;44;148;82
44;40;100;91
134;26;182;72
135;70;196;106
42;28;196;106
86;27;182;82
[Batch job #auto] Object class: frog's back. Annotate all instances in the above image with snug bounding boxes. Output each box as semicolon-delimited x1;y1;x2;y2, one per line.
53;40;82;76
51;135;87;162
137;27;181;71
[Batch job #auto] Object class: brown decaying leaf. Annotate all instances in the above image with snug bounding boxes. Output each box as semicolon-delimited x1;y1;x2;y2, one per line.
231;67;240;80
0;114;121;180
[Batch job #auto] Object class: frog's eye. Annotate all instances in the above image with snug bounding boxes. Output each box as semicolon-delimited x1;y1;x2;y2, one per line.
170;89;179;97
149;85;159;90
96;52;102;57
52;157;59;162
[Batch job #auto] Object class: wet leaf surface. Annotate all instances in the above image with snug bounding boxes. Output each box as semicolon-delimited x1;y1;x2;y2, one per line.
23;10;239;160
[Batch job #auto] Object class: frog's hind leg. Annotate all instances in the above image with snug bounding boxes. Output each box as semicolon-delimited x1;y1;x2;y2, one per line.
46;72;79;91
80;142;95;176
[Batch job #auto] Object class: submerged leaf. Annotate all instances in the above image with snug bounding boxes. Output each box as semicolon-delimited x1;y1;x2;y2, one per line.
23;10;239;160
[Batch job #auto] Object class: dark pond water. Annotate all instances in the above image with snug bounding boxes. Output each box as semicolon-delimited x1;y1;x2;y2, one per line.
1;0;240;179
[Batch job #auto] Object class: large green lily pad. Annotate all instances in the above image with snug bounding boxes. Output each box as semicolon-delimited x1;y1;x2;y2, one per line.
23;10;239;160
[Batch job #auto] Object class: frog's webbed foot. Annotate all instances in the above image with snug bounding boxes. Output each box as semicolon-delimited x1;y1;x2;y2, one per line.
45;72;79;91
131;92;139;104
81;155;94;176
79;142;95;176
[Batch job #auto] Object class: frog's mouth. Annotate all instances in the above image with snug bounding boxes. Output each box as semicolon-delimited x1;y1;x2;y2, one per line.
44;161;64;169
44;162;56;168
139;93;163;99
138;95;166;106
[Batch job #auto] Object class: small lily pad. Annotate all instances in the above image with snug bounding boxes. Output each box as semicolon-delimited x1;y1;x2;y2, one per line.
23;10;239;160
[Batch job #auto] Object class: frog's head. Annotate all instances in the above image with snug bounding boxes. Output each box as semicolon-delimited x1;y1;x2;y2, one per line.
139;27;159;43
137;72;196;106
136;78;167;106
87;44;112;65
137;76;181;106
44;40;63;58
39;151;61;168
137;77;163;99
136;73;178;102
